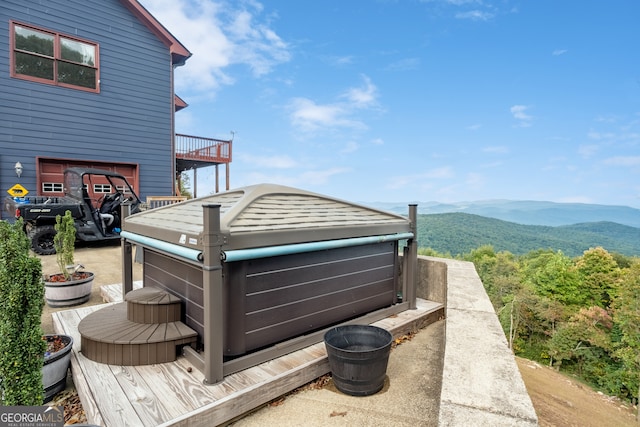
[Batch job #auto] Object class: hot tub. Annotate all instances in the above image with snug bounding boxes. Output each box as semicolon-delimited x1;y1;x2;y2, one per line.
120;184;416;381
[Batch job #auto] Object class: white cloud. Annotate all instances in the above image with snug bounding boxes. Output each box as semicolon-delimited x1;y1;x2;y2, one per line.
465;172;486;188
578;144;599;159
288;98;361;133
482;145;508;154
595;114;619;123
386;57;420;71
587;130;616;140
467;123;482;131
510;105;533;127
385;167;454;190
481;161;503;168
341;75;378;108
327;55;355;66
444;0;482;5
300;168;351;185
340;141;359;154
232;167;350;188
603;156;640;166
552;49;568;56
455;10;494;21
139;0;290;94
287;75;379;134
371;138;385;145
425;167;454;179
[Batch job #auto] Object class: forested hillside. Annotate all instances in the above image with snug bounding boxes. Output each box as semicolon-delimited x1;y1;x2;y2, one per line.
432;245;640;411
417;213;640;257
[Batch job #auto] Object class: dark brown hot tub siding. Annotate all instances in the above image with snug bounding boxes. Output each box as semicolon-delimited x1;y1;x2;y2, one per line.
143;241;398;356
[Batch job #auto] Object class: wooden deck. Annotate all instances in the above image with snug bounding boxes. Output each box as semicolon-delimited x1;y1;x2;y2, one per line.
53;293;443;427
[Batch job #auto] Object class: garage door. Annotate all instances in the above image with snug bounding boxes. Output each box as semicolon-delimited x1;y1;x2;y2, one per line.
37;158;138;200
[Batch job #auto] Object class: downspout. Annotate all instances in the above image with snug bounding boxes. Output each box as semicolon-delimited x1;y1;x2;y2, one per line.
170;62;177;196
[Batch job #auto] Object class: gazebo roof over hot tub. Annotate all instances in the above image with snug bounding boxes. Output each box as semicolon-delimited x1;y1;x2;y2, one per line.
123;183;412;251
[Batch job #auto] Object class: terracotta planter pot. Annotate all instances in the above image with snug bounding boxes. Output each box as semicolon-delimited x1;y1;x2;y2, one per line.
43;334;73;403
44;272;94;307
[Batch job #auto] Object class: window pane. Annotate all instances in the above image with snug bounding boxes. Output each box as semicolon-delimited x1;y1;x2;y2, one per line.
15;51;54;80
14;26;54;56
58;62;96;89
60;38;96;66
93;184;112;193
43;183;63;192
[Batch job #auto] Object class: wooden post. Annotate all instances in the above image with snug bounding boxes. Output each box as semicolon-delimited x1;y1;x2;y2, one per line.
215;164;219;193
406;204;418;309
193;168;198;198
225;163;230;191
202;204;224;384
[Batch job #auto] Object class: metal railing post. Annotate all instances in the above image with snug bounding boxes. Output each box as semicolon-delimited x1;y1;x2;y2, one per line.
121;203;133;298
406;204;418;309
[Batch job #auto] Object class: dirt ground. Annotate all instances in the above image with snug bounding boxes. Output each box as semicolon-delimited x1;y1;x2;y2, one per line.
36;244;639;426
516;357;638;427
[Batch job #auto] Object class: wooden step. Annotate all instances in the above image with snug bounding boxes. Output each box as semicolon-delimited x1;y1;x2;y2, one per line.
125;287;183;324
78;302;197;365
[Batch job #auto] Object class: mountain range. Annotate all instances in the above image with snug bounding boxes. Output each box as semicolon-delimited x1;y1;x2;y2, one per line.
415;213;640;257
369;200;640;228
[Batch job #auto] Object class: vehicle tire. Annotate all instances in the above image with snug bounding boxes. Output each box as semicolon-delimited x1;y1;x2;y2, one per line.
28;225;57;255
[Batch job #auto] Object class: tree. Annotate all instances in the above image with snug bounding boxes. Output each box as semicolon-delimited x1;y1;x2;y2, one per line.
520;250;582;307
612;261;640;420
178;171;193;199
547;306;614;387
574;247;620;308
498;285;539;352
417;247;452;258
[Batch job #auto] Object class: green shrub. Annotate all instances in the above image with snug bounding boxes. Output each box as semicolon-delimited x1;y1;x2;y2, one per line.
0;219;46;405
54;210;76;280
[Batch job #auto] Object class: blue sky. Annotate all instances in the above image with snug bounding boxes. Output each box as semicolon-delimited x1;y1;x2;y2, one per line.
140;0;640;208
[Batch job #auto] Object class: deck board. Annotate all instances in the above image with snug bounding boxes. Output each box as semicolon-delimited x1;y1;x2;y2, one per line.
53;297;443;426
111;365;183;425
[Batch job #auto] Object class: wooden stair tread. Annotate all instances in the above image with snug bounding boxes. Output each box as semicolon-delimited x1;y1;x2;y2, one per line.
79;288;198;365
125;287;181;305
78;303;197;345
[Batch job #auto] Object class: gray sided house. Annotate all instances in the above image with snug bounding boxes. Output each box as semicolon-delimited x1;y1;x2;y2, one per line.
0;0;191;220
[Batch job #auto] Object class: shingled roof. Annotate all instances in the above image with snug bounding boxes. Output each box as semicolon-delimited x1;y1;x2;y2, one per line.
123;184;412;251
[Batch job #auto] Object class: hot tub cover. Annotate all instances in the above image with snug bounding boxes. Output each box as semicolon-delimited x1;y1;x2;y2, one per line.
123;184;411;251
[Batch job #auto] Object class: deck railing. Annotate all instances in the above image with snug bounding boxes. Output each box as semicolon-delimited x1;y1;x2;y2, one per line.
144;196;187;210
176;133;232;164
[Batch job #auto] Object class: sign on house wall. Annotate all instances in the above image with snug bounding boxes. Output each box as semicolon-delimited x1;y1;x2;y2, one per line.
7;183;28;197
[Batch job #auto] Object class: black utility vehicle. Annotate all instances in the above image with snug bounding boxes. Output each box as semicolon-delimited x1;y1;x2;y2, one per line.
4;168;142;255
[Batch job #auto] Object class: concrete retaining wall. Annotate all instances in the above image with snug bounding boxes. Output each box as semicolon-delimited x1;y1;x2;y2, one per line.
414;256;538;426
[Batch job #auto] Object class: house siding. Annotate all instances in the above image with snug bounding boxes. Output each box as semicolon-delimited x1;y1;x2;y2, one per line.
0;0;176;218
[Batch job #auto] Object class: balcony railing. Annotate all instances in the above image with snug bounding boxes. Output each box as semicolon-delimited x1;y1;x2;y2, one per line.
176;133;232;164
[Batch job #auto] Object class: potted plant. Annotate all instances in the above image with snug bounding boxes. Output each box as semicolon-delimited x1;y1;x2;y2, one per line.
44;210;94;307
0;218;47;405
42;334;74;402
